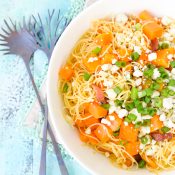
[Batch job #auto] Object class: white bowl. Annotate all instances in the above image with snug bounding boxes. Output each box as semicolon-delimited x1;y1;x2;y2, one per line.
47;0;175;174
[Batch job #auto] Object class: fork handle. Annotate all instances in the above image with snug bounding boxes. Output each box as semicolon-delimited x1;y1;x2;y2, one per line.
25;63;69;175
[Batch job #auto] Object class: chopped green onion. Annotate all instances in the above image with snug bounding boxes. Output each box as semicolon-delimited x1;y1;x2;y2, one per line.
113;132;119;136
63;83;69;93
143;68;154;78
127;113;137;121
168;89;175;96
141;136;148;144
137;103;144;113
115;61;126;67
138;90;147;98
125;102;135;111
131;87;138;100
156;77;163;83
145;88;153;96
151;82;160;90
133;99;140;106
170;60;175;68
92;47;101;55
101;104;110;110
83;72;91;81
168;79;175;87
142;119;151;126
131;52;140;61
124;117;132;123
113;86;122;94
161;126;170;133
144;96;151;103
158;67;169;79
159;42;169;49
114;99;124;106
147;108;156;116
138;160;146;168
134;121;142;128
154;97;162;108
161;88;169;97
135;23;142;31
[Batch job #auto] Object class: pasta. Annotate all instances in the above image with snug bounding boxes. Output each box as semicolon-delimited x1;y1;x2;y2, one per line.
59;10;175;172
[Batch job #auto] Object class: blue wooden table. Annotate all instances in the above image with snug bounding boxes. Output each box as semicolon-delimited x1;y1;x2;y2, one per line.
0;0;91;174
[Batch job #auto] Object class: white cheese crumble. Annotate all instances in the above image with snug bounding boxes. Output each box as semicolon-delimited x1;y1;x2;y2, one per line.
151;91;160;98
124;71;131;80
163;98;173;109
118;109;128;118
139;127;150;137
116;13;128;25
160;113;166;122
164;119;175;128
88;57;98;63
105;152;110;158
124;121;128;126
171;68;175;75
106;89;117;100
148;52;157;61
134;46;142;55
111;65;119;74
135;78;142;86
109;115;115;121
146;145;157;156
85;128;91;135
112;59;117;64
109;106;118;114
101;118;111;126
168;54;173;60
161;16;172;26
101;64;112;71
133;69;143;77
152;68;160;80
103;80;113;88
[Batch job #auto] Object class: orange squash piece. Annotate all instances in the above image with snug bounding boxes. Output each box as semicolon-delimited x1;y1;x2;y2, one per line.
83;57;101;73
59;65;74;81
75;113;100;129
152;48;175;68
125;142;140;156
95;33;113;46
143;22;163;40
139;53;148;64
94;124;112;142
101;53;117;64
119;123;139;142
139;10;154;21
88;102;108;118
106;113;122;131
150;115;163;132
80;132;98;145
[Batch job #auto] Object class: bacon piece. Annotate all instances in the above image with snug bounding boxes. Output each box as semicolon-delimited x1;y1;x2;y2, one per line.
92;84;105;103
150;38;159;51
151;132;173;141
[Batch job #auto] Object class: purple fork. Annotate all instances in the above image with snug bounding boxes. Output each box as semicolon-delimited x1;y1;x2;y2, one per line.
0;12;69;175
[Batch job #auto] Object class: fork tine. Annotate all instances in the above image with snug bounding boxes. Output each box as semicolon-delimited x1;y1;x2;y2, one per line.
0;33;7;39
1;27;10;35
23;16;27;29
4;52;10;55
4;19;13;33
9;17;17;30
0;43;8;47
0;48;10;52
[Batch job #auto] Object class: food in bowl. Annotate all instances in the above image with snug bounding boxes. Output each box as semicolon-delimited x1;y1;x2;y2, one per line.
59;10;175;171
